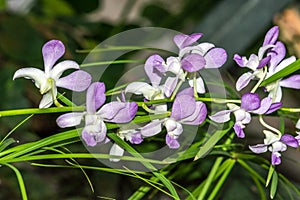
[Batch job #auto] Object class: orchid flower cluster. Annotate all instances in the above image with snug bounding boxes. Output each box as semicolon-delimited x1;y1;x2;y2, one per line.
13;26;300;167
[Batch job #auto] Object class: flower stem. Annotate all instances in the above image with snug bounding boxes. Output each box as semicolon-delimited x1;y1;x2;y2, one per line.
251;67;267;93
258;115;282;137
280;107;300;112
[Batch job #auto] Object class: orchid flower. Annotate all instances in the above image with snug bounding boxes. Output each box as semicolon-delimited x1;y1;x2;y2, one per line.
139;88;207;148
249;130;299;165
56;82;138;146
233;26;279;91
13;40;92;108
209;93;281;138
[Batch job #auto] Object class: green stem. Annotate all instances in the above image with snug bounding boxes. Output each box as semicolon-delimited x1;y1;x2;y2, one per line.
280;107;300;112
258;115;282;137
0;106;85;117
251;67;267;93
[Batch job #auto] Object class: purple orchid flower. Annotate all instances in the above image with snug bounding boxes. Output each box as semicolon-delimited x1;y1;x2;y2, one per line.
209;93;282;138
140;87;207;149
125;54;180;113
264;52;300;102
56;82;138;146
249;130;299;165
233;26;279;91
109;128;143;162
13;40;92;108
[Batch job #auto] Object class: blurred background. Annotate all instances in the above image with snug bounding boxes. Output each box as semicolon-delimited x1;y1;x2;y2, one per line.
0;0;300;199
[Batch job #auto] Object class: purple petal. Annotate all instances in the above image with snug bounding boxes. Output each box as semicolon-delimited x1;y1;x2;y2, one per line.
249;144;268;153
181;101;207;125
257;55;271;69
85;82;106;113
42;40;65;73
166;134;180;149
99;102;137;123
236;72;254;91
130;133;143;144
233;123;245;138
173;33;203;49
177;87;194;97
280;134;299;148
109;143;125;162
268;41;286;72
56;70;92;92
181;54;206;72
252;97;272;114
240;93;260;111
265;102;282;114
171;95;196;120
82;120;107;146
204;48;227;68
56;112;83;128
209;110;232;123
280;75;300;89
50;60;80;79
164;76;178;98
263;26;279;46
271;152;281;165
144;54;164;86
233;54;246;67
140;120;162;137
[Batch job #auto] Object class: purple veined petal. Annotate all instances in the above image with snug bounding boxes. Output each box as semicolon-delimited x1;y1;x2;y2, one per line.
42;40;65;74
271;152;282;165
39;89;56;108
240;93;261;111
164;76;178;98
56;70;92;92
85;82;106;113
209;110;232;123
181;53;206;72
233;54;247;67
268;41;286;72
257;55;271;69
56;112;84;128
181;101;207;125
280;75;300;89
82;120;107;146
265;102;282;114
188;76;205;94
130;132;143;144
249;144;268;153
13;67;47;89
252;97;272;114
263;26;279;46
177;87;194;97
166;134;180;149
233;122;245;138
236;72;254;91
173;33;203;49
99;102;137;123
125;82;157;100
109;143;125;162
140;120;162;137
50;60;80;79
165;119;183;136
273;56;296;74
280;134;299;148
204;48;227;68
144;54;165;86
171;95;196;120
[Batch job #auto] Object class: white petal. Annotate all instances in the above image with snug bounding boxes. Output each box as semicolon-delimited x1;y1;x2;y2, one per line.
125;82;158;100
13;68;47;89
56;112;84;128
274;56;296;74
109;143;125;162
50;60;80;80
189;76;205;94
39;87;57;108
263;130;280;145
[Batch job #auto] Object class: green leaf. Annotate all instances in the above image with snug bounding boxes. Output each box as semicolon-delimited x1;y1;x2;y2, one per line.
0;138;16;152
194;121;234;160
260;59;300;87
266;164;275;187
270;170;278;199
